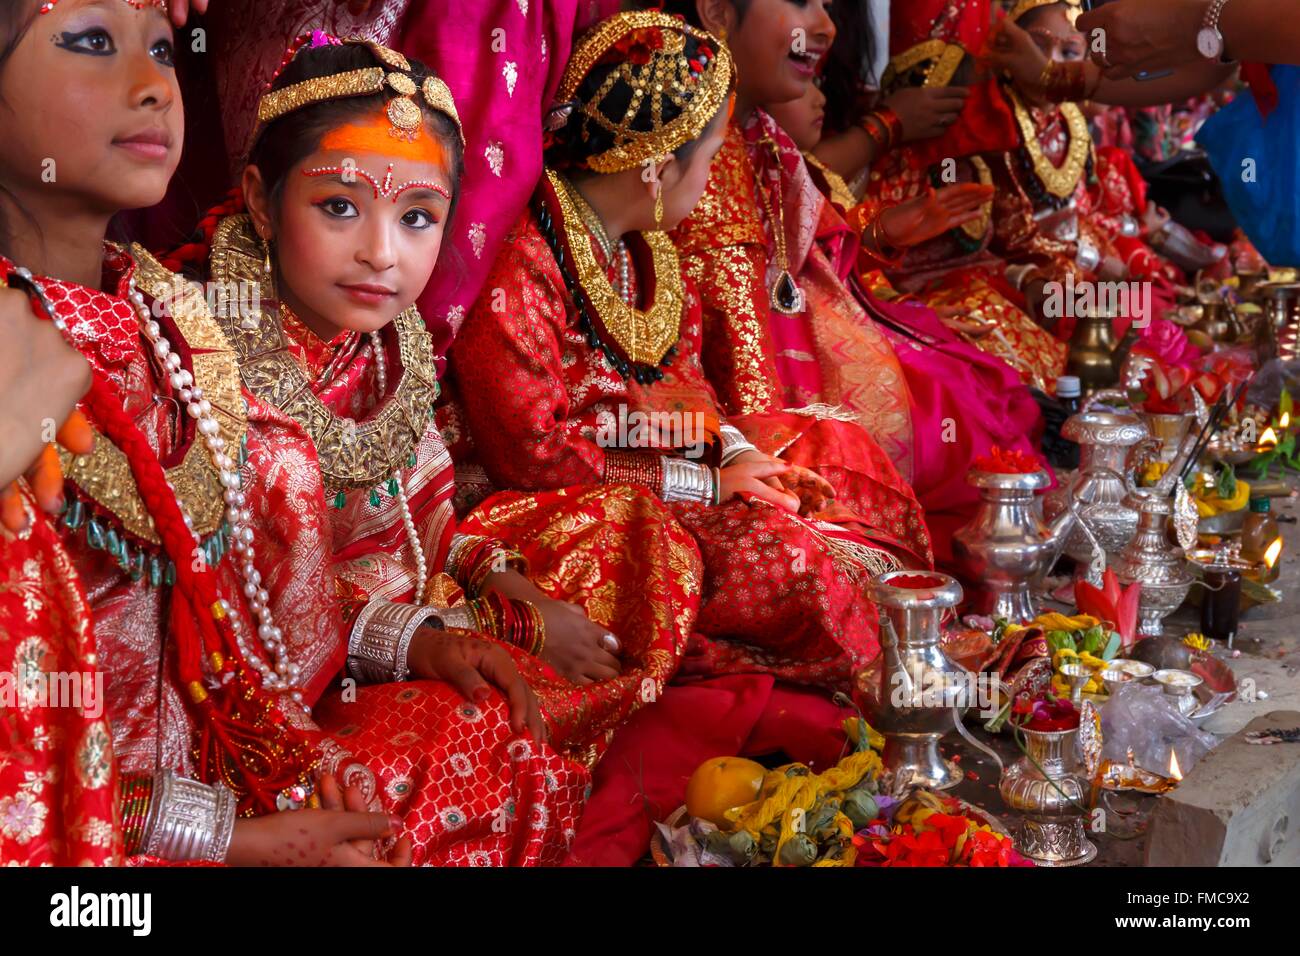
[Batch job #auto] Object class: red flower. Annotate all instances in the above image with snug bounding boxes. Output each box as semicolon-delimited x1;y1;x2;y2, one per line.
973;446;1041;474
1074;568;1141;652
600;27;666;66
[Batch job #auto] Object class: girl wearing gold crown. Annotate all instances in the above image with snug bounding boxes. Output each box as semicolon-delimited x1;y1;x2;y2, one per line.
448;10;932;696
0;1;576;868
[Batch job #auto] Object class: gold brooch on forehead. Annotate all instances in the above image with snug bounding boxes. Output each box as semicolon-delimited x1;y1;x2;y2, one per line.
255;36;464;147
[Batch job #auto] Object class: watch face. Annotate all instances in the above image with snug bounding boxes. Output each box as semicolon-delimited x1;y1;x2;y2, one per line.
1197;27;1223;58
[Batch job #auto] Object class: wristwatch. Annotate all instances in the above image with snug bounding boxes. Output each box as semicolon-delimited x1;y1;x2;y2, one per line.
1196;0;1230;60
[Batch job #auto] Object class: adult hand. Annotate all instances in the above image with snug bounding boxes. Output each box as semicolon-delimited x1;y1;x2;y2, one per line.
1076;0;1211;79
777;463;836;516
407;626;547;741
881;86;970;142
984;19;1051;90
0;286;94;533
720;454;800;512
877;184;994;249
481;570;621;685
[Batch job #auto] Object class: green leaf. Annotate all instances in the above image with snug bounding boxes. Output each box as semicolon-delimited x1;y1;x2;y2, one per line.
1047;630;1076;654
1100;631;1121;661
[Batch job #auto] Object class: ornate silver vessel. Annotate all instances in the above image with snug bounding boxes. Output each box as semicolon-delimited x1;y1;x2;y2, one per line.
999;724;1097;866
953;469;1079;622
856;571;969;791
1110;489;1194;636
1139;411;1194;465
1043;396;1149;578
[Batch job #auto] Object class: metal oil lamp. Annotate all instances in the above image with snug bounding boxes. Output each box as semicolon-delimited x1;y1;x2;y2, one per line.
856;571;969;791
953;468;1082;622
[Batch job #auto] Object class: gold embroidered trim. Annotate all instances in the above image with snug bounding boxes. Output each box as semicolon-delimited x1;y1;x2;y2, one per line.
57;245;246;545
1008;88;1090;199
547;169;683;367
960;155;994;241
209;214;437;498
884;40;966;89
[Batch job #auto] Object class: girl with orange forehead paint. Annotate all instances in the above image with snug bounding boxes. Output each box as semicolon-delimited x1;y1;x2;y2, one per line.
169;33;707;864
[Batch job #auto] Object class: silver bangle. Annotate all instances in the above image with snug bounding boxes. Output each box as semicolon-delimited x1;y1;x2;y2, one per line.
662;457;716;504
436;605;478;631
347;599;442;684
1076;239;1101;273
719;424;758;466
140;771;236;863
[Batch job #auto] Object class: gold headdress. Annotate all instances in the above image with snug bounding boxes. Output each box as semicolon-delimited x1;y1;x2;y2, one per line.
40;0;170;13
254;34;464;148
552;11;736;174
1006;0;1082;26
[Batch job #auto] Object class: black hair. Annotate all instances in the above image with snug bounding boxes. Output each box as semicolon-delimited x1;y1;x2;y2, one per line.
545;23;729;173
248;42;465;231
821;0;876;135
0;2;41;260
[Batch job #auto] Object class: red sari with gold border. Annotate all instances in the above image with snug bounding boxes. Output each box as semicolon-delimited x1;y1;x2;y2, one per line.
448;174;925;690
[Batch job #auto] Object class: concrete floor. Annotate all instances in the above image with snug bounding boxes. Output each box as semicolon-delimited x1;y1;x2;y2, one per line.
946;470;1300;866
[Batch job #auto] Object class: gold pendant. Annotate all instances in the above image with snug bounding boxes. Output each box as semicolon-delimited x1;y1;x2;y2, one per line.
770;270;805;315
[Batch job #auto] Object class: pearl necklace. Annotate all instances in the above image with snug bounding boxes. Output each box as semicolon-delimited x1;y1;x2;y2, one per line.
126;278;307;713
369;331;428;602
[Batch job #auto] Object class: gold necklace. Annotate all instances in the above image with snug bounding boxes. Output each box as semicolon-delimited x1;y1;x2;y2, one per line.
209;214;437;499
546;168;682;369
756;137;804;315
1008;86;1090;199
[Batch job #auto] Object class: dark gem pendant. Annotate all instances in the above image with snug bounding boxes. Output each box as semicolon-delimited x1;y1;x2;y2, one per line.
771;271;805;315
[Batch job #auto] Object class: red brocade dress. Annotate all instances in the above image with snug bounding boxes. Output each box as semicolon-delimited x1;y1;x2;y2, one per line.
672;115;1042;567
0;243;583;865
448;171;929;692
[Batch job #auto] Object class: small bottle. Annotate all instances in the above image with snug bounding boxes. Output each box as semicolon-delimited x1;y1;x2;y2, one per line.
1241;496;1283;583
1056;376;1082;417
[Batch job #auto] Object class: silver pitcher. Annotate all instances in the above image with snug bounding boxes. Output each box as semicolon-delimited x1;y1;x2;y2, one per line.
1110;489;1194;637
953;469;1082;622
856;571;969;791
1042;393;1149;580
999;725;1097;866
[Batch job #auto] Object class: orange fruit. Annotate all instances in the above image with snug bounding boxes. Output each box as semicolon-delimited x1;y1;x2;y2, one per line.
684;756;766;828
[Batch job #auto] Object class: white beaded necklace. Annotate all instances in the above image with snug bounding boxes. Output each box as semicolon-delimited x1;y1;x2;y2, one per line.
369;331;428;601
126;278;307;714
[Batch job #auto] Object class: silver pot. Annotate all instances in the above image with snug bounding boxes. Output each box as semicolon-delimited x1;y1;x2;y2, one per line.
856;571;969;791
1043;400;1149;577
999;725;1097;866
1110;489;1194;637
953;469;1075;622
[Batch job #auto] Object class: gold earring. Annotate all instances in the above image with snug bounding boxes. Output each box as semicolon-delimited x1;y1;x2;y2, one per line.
653;187;664;229
262;237;273;277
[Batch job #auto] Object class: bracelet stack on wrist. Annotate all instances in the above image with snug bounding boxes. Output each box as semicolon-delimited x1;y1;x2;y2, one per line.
862;107;902;152
139;770;236;864
347;599;443;684
1037;60;1101;103
719;423;758;466
662;457;717;504
446;533;529;598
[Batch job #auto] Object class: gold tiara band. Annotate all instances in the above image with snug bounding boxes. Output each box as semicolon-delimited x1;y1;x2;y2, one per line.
254;41;464;148
1007;0;1081;22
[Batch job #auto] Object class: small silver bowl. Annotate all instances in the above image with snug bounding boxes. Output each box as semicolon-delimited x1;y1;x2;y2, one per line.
1107;659;1155;681
1154;668;1204;716
1100;668;1135;696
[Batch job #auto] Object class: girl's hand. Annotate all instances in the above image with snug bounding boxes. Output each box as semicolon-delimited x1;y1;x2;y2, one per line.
880;86;970;142
482;570;621;685
406;626;547;741
0;286;94;533
720;453;800;512
777;463;836;515
225;798;409;866
316;772;413;865
876;184;995;251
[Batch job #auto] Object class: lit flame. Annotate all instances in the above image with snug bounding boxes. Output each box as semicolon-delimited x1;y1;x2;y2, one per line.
1265;536;1283;569
1281;411;1292;430
1169;750;1183;781
1259;426;1279;450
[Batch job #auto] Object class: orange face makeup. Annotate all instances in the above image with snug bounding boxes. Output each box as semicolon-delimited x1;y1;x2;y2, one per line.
319;113;448;167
